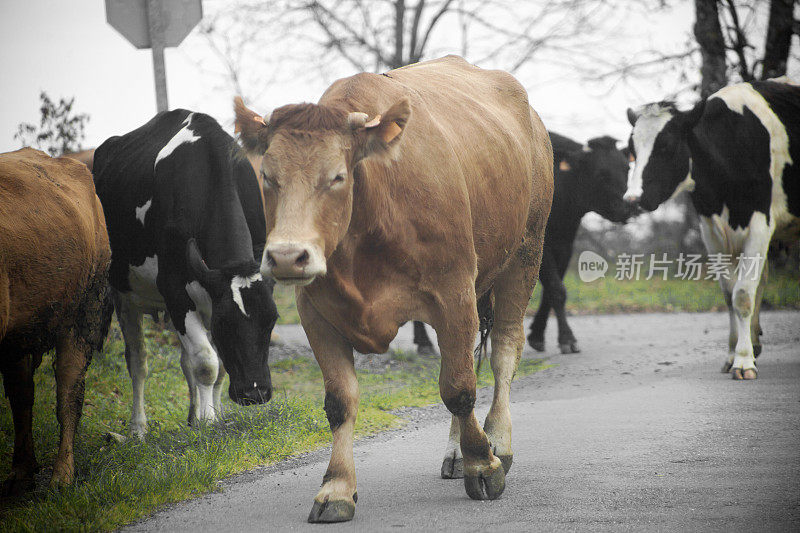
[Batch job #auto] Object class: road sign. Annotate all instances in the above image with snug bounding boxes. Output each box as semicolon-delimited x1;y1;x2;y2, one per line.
105;0;202;49
105;0;202;112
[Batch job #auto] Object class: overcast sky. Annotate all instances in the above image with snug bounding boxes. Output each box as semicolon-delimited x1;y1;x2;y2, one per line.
1;1;793;154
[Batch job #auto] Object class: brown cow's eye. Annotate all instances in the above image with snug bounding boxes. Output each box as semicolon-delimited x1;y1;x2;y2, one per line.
332;173;345;185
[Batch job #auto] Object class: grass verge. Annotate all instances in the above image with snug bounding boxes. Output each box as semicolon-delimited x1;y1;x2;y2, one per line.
0;320;547;531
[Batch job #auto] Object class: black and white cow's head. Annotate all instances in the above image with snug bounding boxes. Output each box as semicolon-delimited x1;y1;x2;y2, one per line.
564;136;634;223
625;100;704;211
187;239;278;405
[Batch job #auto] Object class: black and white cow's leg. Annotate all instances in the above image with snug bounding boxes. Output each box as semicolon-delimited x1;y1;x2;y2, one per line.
298;291;359;523
750;261;768;358
212;358;227;417
413;321;437;357
721;288;737;373
484;247;539;475
161;280;220;426
729;222;772;380
111;289;149;438
434;282;505;501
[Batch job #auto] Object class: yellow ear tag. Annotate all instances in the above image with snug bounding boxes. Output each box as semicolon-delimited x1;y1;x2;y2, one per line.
559;160;571;171
382;122;402;143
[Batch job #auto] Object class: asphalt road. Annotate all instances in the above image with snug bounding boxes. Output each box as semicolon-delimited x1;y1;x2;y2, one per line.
128;310;800;532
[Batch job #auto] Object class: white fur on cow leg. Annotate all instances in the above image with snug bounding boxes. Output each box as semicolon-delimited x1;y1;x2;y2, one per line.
728;218;771;381
178;311;220;425
112;290;150;438
483;324;522;474
213;358;226;418
441;415;463;479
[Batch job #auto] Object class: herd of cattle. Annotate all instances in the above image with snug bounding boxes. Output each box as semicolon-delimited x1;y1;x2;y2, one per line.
1;56;798;523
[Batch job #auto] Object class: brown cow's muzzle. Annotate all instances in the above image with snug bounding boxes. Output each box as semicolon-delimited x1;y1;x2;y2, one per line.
262;241;326;285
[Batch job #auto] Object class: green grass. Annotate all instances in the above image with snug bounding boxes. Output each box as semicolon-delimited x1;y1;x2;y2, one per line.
0;320;547;532
542;269;800;315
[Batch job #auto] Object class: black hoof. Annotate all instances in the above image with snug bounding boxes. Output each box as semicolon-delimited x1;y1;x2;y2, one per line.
528;338;545;352
307;497;356;523
559;341;580;354
753;344;762;358
497;454;513;474
721;360;733;373
441;455;464;479
732;367;757;380
464;464;506;500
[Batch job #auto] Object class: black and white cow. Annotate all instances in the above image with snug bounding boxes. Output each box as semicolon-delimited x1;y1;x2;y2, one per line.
528;132;633;353
413;132;633;355
625;79;800;380
93;110;278;436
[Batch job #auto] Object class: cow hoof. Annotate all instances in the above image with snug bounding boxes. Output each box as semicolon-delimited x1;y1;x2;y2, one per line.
416;345;438;358
441;455;464;479
559;342;580;354
307;497;356;523
1;473;35;497
731;368;757;380
497;454;513;474
753;344;762;357
721;360;733;373
528;339;545;352
464;463;505;500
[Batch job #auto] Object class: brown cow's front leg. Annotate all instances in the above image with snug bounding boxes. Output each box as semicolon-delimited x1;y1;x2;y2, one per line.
51;331;91;487
297;292;359;523
435;289;505;500
1;353;39;496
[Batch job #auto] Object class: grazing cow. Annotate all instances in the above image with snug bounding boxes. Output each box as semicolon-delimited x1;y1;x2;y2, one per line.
235;55;553;522
413;132;632;355
0;148;111;494
625;79;800;379
93;110;278;437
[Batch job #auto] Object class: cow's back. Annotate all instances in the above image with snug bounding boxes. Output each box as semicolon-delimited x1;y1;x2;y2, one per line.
0;148;110;351
321;55;552;290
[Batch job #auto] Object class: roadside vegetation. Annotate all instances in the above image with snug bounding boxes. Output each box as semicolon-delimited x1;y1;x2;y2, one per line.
0;319;547;531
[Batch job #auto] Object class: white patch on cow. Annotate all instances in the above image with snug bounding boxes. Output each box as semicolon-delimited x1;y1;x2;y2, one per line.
135;199;152;225
625;103;675;201
230;273;262;316
155;113;200;168
713;83;795;230
185;280;212;327
127;255;165;309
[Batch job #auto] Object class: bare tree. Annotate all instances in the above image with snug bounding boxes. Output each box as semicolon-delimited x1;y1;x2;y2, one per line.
199;0;639;101
695;0;728;97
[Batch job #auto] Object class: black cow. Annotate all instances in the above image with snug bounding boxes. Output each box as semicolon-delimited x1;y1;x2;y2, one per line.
93;110;278;437
413;132;632;355
625;79;800;380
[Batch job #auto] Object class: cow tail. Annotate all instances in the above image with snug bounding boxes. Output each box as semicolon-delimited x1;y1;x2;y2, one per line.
473;290;493;377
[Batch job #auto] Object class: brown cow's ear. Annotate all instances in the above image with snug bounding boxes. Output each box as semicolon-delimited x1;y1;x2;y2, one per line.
352;98;411;163
234;96;269;154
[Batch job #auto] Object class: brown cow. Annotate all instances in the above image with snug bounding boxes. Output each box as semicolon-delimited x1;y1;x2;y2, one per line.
235;55;553;523
62;148;95;172
0;148;111;495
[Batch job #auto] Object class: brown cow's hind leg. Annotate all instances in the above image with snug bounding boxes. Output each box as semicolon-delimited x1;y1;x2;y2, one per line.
484;251;539;474
51;330;91;487
435;286;505;500
1;353;39;496
298;292;359;523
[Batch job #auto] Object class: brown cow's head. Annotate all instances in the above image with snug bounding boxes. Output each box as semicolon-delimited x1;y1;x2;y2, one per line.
234;96;410;285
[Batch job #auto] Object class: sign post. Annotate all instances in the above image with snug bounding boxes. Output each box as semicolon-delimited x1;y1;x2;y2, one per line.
105;0;203;112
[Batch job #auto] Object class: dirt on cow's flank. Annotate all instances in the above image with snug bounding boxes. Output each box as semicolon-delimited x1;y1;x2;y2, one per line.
0;319;547;532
